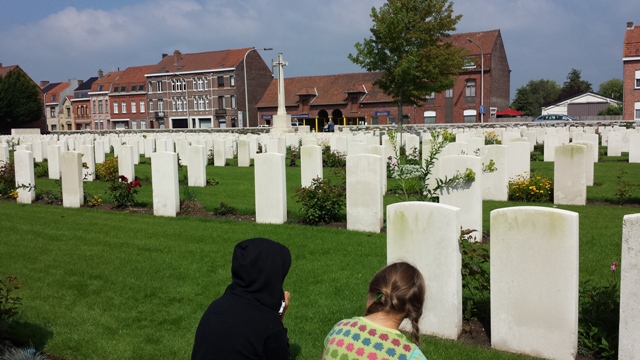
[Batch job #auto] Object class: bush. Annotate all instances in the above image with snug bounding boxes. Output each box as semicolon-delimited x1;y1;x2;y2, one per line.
95;157;118;182
213;202;237;216
322;147;346;168
0;275;22;335
0;160;16;197
295;177;346;225
508;173;553;202
459;229;490;323
105;175;141;208
578;262;620;358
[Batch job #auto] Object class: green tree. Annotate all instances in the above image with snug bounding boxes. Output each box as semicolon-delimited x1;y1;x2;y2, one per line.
0;69;43;132
598;104;623;116
558;68;592;102
598;78;623;101
349;0;466;136
511;79;560;116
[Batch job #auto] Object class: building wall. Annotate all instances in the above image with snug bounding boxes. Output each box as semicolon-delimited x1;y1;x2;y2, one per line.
89;93;110;130
623;59;640;120
237;51;275;127
110;93;149;130
489;33;511;113
73;99;91;130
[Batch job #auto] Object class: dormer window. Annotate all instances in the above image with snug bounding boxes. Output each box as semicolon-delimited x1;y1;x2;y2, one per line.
463;58;476;69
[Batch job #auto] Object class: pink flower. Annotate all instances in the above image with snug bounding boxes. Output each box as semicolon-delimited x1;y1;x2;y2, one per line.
350;322;358;328
402;344;412;352
368;329;377;337
356;348;365;356
328;338;336;345
379;334;389;341
345;343;354;352
391;339;401;347
358;325;367;332
336;339;344;348
367;352;378;360
611;261;619;272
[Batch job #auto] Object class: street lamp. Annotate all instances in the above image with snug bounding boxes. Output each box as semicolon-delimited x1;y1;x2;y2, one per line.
467;37;484;124
243;47;273;128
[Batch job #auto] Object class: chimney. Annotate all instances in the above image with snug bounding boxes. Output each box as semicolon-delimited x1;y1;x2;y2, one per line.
40;81;49;88
98;69;104;79
628;21;634;29
0;63;2;67
162;53;168;59
77;79;84;87
173;50;182;65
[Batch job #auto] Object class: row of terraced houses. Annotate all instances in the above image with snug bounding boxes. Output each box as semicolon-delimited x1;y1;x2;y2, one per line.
3;24;640;132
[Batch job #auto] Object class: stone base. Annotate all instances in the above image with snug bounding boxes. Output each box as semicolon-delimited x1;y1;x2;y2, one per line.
270;114;294;134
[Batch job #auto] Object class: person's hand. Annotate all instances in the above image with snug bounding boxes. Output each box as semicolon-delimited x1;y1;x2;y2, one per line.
280;291;290;321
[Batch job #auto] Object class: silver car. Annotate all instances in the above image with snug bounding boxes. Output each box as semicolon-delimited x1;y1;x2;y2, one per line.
533;114;576;122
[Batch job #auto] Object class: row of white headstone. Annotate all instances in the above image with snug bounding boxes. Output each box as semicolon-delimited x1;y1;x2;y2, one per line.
387;202;640;360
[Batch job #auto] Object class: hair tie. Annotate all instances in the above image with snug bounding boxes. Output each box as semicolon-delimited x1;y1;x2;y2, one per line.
375;292;384;302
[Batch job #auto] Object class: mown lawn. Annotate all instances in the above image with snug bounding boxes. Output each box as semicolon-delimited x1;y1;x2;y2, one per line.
1;150;639;359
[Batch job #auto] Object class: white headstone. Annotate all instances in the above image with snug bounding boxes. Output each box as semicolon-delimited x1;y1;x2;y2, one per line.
620;213;640;359
608;131;622;157
438;155;483;239
151;151;180;217
506;140;530;181
47;145;61;180
14;150;35;203
0;144;8;165
480;145;509;201
491;206;578;360
81;145;95;181
300;145;323;188
254;153;287;224
60;151;84;208
237;139;251;167
94;140;105;164
554;144;587;206
629;133;640;164
387;201;462;339
571;141;594;186
118;145;136;182
346;154;383;233
543;134;559;162
187;145;207;187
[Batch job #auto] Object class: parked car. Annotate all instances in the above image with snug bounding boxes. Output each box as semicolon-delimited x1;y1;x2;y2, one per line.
258;124;270;128
532;114;577;122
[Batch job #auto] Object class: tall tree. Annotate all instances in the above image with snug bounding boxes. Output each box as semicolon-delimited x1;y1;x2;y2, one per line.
598;78;623;101
511;79;560;116
349;0;466;136
0;68;43;132
558;68;592;102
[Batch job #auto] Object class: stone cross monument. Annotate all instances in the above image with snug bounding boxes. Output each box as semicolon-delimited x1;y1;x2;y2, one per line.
270;53;294;134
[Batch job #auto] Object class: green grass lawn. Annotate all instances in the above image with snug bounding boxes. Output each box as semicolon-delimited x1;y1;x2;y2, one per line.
1;152;639;359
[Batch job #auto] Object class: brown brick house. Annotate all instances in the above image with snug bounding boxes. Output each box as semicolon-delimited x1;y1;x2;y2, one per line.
71;76;98;130
145;48;273;129
623;21;640;120
256;29;510;127
109;65;156;130
89;70;122;130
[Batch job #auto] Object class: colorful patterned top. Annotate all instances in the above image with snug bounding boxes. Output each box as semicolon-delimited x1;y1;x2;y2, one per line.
323;316;427;360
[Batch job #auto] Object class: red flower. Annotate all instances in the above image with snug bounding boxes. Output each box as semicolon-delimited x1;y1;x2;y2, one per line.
379;334;389;341
132;180;142;187
119;175;128;182
611;261;619;272
391;338;401;347
368;329;377;337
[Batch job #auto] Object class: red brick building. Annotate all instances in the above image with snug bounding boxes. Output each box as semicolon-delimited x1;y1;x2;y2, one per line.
145;48;273;129
89;70;122;130
256;29;510;127
109;65;156;130
623;21;640;120
71;76;98;130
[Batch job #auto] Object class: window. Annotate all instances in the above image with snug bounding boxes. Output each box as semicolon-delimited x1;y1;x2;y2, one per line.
132;121;137;129
197;78;204;91
93;101;96;113
177;98;183;111
148;82;153;92
141;120;146;129
465;80;476;97
121;101;127;114
463;58;476;69
157;80;163;92
106;100;108;112
131;101;136;113
158;99;164;111
230;75;235;87
636;70;640;89
149;100;154;112
445;88;453;98
198;97;204;110
231;95;236;109
205;97;209;110
140;101;145;113
113;102;119;114
98;85;103;91
424;111;436;124
50;94;56;101
50;107;56;118
138;85;144;91
51;125;57;131
463;109;477;123
218;76;224;87
218;96;225;109
426;92;435;100
131;85;136;92
98;100;103;113
635;102;640;120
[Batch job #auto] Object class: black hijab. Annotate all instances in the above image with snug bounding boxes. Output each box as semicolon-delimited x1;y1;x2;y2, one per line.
224;238;292;313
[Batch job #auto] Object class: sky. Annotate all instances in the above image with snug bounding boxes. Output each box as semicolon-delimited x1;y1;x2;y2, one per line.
1;0;638;102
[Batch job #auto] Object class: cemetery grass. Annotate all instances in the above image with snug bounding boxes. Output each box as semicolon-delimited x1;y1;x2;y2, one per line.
1;202;535;360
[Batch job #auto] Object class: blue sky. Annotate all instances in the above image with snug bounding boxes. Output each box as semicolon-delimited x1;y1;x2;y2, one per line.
1;0;638;102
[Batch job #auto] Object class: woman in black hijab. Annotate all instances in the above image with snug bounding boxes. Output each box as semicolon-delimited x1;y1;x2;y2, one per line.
191;238;292;360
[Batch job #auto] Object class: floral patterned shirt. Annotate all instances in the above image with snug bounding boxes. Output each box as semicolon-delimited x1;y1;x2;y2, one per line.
323;316;427;360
